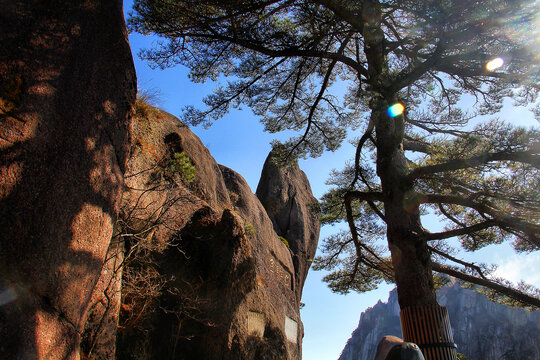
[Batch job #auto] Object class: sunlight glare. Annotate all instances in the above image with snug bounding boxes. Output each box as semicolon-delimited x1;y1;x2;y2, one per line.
0;286;18;306
486;57;504;71
387;103;405;117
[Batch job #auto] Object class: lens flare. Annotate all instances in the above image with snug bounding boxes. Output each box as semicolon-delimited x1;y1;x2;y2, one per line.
0;287;18;306
387;103;405;117
486;57;504;71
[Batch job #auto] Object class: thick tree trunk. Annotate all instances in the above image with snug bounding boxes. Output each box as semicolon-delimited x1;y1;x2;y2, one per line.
373;101;437;308
374;102;457;359
361;2;455;357
360;0;438;310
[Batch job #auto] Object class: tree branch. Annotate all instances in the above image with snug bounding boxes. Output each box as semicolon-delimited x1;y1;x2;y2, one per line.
408;150;540;180
345;191;385;203
350;118;375;188
425;219;498;241
343;191;388;269
288;33;353;157
428;246;487;279
423;194;540;249
315;0;364;34
182;30;368;77
432;263;540;309
406;117;468;137
403;136;430;153
389;42;444;93
367;200;386;222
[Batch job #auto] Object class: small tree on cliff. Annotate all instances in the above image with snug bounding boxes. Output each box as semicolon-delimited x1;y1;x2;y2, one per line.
129;0;540;319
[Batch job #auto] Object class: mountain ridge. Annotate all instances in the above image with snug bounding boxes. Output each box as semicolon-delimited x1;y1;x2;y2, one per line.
339;279;540;360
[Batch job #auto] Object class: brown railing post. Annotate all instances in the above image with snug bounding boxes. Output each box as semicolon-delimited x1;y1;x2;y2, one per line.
400;305;458;360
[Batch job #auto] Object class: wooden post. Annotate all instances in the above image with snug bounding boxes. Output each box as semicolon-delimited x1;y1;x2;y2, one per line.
400;305;458;360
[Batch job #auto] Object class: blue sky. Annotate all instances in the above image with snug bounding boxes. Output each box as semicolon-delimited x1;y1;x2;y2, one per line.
122;3;539;359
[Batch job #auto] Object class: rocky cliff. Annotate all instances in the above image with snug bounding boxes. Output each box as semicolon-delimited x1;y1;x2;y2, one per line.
1;2;319;358
0;1;136;359
112;105;319;359
256;154;320;301
339;280;540;360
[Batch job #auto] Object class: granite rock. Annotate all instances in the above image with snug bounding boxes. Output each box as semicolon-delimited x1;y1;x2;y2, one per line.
0;1;136;358
256;152;320;300
116;107;319;359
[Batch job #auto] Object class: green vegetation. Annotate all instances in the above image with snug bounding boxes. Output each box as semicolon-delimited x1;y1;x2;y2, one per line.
307;200;321;217
128;0;540;314
166;152;196;183
279;236;289;248
268;143;298;168
244;222;256;237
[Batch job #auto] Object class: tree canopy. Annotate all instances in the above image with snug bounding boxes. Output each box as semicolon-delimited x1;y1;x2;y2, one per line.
128;0;540;310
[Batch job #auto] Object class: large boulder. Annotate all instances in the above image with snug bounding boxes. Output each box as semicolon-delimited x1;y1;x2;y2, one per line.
220;165;303;359
116;106;319;359
256;152;321;300
0;1;136;359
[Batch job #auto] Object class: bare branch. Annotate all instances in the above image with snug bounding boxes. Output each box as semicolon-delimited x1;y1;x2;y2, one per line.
428;246;487;279
350;118;375;188
425;219;498;241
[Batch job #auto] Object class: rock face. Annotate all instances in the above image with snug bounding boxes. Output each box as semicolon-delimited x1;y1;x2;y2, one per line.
339;280;540;360
256;154;320;300
338;289;404;360
0;2;318;357
115;106;319;359
0;1;136;359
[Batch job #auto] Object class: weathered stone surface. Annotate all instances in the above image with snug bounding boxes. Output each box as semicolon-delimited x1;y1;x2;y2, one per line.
116;107;318;359
220;165;302;359
339;280;540;360
0;3;319;352
115;105;240;359
81;239;124;360
0;1;136;359
256;152;320;300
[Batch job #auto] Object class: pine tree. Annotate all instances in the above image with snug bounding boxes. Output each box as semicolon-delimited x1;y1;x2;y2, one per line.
128;0;540;346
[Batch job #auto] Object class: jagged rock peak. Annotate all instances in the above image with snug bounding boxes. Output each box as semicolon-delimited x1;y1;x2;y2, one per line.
256;150;320;299
339;281;540;360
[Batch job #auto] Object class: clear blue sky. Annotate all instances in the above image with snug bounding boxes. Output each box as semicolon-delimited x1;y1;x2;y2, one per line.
122;3;539;359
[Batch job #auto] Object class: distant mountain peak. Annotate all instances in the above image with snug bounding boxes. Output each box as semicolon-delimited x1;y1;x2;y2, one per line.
339;281;540;360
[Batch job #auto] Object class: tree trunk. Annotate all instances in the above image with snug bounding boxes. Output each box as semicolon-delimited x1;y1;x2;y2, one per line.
373;100;437;308
374;103;457;359
362;2;455;357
